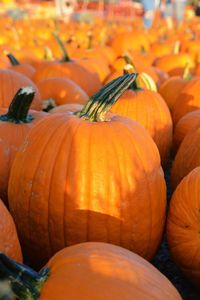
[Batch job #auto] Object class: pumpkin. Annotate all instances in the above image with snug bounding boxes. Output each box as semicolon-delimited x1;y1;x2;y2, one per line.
167;167;200;287
171;127;200;189
158;65;192;112
0;199;22;262
154;53;194;76
172;77;200;125
8;74;166;267
36;77;89;106
173;109;200;155
49;104;83;114
0;242;182;300
0;69;42;110
0;87;46;204
111;73;172;166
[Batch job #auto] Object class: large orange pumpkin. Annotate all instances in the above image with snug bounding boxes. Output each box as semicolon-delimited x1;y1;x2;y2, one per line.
0;87;46;204
167;167;200;287
8;74;166;267
0;243;182;300
0;199;22;262
7;53;36;80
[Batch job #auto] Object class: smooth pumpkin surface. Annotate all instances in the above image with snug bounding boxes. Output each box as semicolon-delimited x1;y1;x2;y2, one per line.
111;89;172;166
37;77;89;106
167;167;200;287
0;69;42;110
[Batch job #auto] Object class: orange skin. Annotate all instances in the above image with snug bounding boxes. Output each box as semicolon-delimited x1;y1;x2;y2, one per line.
0;108;46;204
173;78;200;125
33;62;102;97
8;64;36;80
9;112;166;268
36;78;89;106
0;69;42;110
0;199;22;262
39;243;182;300
159;77;188;111
154;54;194;76
77;57;110;83
111;89;173;166
171;127;200;190
173;109;200;155
167;167;200;287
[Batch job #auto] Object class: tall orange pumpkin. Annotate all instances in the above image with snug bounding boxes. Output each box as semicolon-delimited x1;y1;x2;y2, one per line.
111;75;172;166
8;74;166;267
0;243;182;300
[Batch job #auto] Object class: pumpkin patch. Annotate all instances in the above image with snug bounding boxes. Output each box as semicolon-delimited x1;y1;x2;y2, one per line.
0;2;200;299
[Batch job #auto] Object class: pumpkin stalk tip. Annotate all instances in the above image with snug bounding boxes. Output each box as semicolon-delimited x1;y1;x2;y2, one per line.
7;53;20;66
0;87;35;124
75;73;137;122
0;253;50;300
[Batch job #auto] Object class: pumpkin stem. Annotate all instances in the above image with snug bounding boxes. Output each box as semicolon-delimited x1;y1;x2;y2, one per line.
7;53;20;66
182;63;192;80
0;87;35;124
52;32;71;62
0;253;49;300
75;73;137;122
87;31;93;49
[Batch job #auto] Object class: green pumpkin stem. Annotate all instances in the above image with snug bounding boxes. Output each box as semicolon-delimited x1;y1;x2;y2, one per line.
0;253;49;300
0;87;35;124
52;32;71;62
7;53;20;66
75;73;137;122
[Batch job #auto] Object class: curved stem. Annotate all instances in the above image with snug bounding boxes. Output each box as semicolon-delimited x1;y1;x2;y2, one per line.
7;53;20;66
52;32;71;62
0;253;49;300
75;73;137;122
0;87;35;124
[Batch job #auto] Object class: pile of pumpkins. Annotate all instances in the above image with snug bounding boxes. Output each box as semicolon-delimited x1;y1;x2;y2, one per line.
0;11;200;300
